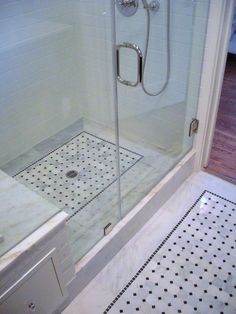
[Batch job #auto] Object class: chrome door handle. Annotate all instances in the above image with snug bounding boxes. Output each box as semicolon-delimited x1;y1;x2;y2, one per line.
116;42;143;87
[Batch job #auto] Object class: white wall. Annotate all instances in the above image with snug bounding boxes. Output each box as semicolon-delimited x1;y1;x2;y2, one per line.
194;0;235;169
115;0;194;119
114;0;210;155
72;0;115;127
0;0;84;166
72;0;210;148
183;0;211;153
0;0;210;165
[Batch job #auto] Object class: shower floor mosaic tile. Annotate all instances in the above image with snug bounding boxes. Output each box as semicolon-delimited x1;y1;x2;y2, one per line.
104;190;236;314
15;132;142;219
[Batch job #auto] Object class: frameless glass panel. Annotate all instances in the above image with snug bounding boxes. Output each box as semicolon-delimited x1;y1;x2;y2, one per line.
115;0;210;215
0;0;119;261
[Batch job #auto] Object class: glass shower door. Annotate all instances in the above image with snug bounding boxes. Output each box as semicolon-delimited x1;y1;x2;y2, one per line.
114;0;210;215
0;0;120;261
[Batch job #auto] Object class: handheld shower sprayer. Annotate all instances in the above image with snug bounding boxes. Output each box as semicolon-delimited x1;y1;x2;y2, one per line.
116;0;170;96
141;0;149;8
141;0;170;96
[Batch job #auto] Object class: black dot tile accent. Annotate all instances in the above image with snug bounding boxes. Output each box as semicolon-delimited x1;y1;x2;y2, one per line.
104;191;236;313
15;131;143;220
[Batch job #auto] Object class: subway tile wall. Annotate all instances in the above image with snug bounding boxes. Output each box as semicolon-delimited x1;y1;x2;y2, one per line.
115;0;209;155
0;0;209;166
115;0;209;118
0;0;111;167
73;0;115;127
0;0;84;166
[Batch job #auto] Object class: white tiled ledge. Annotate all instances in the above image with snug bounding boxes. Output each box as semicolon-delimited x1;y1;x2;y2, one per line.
0;211;68;274
0;170;61;263
0;20;73;52
0;209;75;304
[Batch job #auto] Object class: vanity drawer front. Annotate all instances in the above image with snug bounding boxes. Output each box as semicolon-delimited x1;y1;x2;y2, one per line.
0;250;67;314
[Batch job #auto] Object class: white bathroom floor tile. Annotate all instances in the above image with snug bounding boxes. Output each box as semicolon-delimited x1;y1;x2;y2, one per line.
15;131;142;219
14;131;143;261
83;118;179;213
105;190;236;314
63;172;236;314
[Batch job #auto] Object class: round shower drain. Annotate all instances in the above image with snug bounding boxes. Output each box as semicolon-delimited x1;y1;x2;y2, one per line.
66;170;78;178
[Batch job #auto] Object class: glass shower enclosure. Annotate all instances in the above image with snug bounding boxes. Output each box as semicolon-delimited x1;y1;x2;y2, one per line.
0;0;210;261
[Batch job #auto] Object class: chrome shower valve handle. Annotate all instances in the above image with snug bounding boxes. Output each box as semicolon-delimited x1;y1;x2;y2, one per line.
116;0;139;16
116;0;160;16
118;0;138;7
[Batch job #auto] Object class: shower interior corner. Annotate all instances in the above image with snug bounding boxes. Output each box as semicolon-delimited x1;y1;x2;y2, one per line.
1;110;185;262
0;0;210;262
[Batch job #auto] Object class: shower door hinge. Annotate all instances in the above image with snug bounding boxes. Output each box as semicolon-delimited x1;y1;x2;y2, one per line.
104;223;112;236
189;118;199;137
0;234;4;243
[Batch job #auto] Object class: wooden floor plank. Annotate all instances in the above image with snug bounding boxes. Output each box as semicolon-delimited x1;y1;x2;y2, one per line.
205;54;236;184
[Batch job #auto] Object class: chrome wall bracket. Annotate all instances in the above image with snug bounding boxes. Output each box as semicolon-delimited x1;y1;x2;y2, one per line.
143;0;160;13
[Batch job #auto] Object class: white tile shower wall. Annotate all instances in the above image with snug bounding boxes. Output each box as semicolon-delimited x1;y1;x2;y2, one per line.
69;0;208;127
183;0;210;153
115;0;209;154
115;1;194;120
72;0;115;128
0;0;210;165
116;0;209;117
0;0;84;166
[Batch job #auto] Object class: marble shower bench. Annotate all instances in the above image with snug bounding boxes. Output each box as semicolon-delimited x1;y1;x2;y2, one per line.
0;170;75;314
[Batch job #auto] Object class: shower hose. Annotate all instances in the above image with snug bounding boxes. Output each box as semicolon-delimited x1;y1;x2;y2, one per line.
141;0;171;96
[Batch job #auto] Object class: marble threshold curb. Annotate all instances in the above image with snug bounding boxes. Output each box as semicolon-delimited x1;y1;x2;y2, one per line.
67;150;196;302
0;212;68;274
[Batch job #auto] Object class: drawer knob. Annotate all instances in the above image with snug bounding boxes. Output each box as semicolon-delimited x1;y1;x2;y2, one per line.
28;302;36;311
